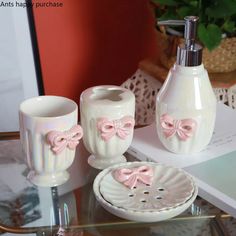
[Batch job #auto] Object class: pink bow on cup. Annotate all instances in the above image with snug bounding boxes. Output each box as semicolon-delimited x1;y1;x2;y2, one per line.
47;125;83;155
160;114;197;141
113;166;154;189
97;116;135;142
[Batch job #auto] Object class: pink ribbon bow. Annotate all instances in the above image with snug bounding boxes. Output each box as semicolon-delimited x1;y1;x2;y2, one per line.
160;114;197;141
47;125;83;155
113;166;154;189
97;116;135;142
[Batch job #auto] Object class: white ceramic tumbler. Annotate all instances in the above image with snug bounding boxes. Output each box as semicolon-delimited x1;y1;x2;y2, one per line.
19;96;83;187
80;85;135;169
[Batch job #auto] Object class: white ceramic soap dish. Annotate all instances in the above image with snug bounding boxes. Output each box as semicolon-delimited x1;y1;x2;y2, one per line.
93;162;198;222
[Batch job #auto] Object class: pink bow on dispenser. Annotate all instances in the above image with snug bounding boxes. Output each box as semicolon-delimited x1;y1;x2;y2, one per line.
47;125;83;155
113;166;154;189
97;116;135;142
160;114;197;141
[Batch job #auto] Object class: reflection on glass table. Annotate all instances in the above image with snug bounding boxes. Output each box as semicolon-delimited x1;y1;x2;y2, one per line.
0;138;235;236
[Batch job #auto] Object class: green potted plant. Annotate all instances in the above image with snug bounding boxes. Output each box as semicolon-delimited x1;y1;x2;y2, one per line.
152;0;236;73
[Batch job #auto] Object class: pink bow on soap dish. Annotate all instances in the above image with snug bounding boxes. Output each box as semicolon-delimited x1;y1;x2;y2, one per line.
113;166;154;189
47;125;83;155
97;116;135;142
160;114;197;141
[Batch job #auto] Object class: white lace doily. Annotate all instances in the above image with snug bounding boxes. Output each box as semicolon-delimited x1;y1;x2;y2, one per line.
121;69;162;126
122;69;235;126
228;84;236;109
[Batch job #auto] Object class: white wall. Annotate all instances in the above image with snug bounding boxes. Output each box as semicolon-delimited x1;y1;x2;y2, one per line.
0;1;39;132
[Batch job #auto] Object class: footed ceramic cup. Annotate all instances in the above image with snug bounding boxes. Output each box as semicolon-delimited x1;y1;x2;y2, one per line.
19;96;83;187
80;85;135;169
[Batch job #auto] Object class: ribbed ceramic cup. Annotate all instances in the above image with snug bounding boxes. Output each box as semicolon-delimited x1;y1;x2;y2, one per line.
80;85;135;169
19;96;83;187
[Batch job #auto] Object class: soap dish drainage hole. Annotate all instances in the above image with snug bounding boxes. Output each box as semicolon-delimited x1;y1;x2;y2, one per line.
140;199;147;203
158;188;165;191
128;194;134;197
143;191;149;195
156;196;162;200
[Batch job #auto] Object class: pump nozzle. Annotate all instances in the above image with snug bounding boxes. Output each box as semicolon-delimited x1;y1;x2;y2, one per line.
157;16;202;66
184;16;198;49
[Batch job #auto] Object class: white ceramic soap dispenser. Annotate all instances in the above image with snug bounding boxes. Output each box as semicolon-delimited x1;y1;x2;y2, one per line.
156;16;217;154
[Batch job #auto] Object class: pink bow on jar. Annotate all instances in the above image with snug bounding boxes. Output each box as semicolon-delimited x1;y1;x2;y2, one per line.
160;114;197;141
47;125;83;155
113;166;154;189
97;116;135;142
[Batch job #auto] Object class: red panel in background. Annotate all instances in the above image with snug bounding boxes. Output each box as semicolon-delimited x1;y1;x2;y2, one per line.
33;0;159;105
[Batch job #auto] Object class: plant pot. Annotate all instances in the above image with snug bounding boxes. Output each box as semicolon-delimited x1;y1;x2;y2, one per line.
156;30;236;73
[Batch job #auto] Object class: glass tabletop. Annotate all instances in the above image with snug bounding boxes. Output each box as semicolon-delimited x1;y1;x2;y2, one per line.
0;137;235;236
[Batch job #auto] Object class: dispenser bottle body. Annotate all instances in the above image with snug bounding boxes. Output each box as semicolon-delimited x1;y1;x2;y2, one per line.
156;64;216;154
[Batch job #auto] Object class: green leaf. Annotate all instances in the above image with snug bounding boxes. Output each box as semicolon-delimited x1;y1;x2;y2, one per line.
152;0;178;6
205;0;236;18
189;1;198;7
222;20;235;33
198;23;222;51
155;8;162;17
176;6;198;18
181;0;194;4
158;10;179;21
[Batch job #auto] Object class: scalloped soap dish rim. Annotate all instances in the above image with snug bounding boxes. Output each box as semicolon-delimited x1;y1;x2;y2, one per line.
93;161;198;222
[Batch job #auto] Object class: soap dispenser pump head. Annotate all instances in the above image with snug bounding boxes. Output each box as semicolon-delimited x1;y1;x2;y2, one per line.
158;16;203;66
